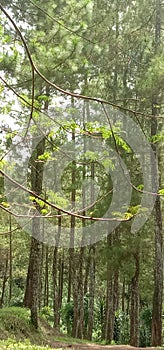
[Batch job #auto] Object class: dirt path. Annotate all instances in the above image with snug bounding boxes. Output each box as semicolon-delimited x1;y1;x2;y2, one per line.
50;342;162;350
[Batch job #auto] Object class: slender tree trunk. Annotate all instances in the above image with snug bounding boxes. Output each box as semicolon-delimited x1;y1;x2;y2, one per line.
24;137;45;328
67;249;72;303
38;242;44;310
68;108;76;304
30;235;42;328
100;298;105;340
105;276;113;342
151;1;163;346
23;248;32;308
126;283;131;316
105;261;114;341
31;137;45;328
121;277;125;313
9;215;12;302
69;97;81;338
84;253;90;295
113;0;119;103
87;245;95;340
53;245;59;328
23;87;49;328
53;214;61;328
83;250;90;338
72;252;79;338
105;232;116;343
87;161;96;340
130;252;140;347
58;250;64;311
77;105;87;339
0;250;8;308
43;246;49;307
77;246;85;339
113;230;120;314
151;195;163;346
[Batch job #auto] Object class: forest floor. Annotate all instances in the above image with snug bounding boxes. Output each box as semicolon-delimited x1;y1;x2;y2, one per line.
0;308;163;350
49;342;162;350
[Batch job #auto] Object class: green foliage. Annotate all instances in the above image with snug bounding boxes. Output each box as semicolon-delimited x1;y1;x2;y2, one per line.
0;307;31;334
40;307;53;325
61;301;74;335
0;338;54;349
139;307;152;347
38;152;51;162
158;189;164;195
0;307;63;347
140;54;164;93
149;133;164;144
113;311;130;344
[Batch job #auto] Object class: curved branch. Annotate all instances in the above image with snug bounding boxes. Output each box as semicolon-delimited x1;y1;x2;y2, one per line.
0;169;135;222
0;5;156;119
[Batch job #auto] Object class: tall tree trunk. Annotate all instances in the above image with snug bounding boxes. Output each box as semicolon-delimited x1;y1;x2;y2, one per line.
58;249;64;311
30;235;42;328
24;137;45;328
9;215;12;302
151;0;163;346
77;246;85;339
23;247;32;308
87;161;96;340
83;250;90;338
0;250;8;308
113;229;120;314
105;234;114;343
68;101;76;304
113;0;119;103
43;246;49;307
87;245;95;340
77;105;87;339
38;242;44;310
151;195;163;346
53;214;61;329
72;252;79;338
84;253;90;295
24;87;49;328
130;252;140;347
121;277;125;313
67;248;73;303
30;137;45;328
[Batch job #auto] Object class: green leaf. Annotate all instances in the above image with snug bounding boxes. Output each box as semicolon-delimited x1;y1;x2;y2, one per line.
1;201;10;208
38;152;51;161
158;189;164;195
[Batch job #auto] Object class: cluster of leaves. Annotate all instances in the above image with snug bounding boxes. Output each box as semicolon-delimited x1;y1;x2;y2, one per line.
0;339;54;350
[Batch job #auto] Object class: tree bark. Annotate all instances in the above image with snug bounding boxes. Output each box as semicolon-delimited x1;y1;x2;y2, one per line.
53;214;61;329
43;246;49;307
24;137;45;328
9;215;12;302
38;242;44;310
58;250;64;311
151;1;163;345
121;277;125;313
87;245;95;340
130;252;140;347
0;250;8;308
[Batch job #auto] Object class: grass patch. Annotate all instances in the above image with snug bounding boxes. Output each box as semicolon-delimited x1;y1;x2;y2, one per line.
0;307;91;349
0;307;32;339
0;307;53;345
0;338;62;349
54;335;93;344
